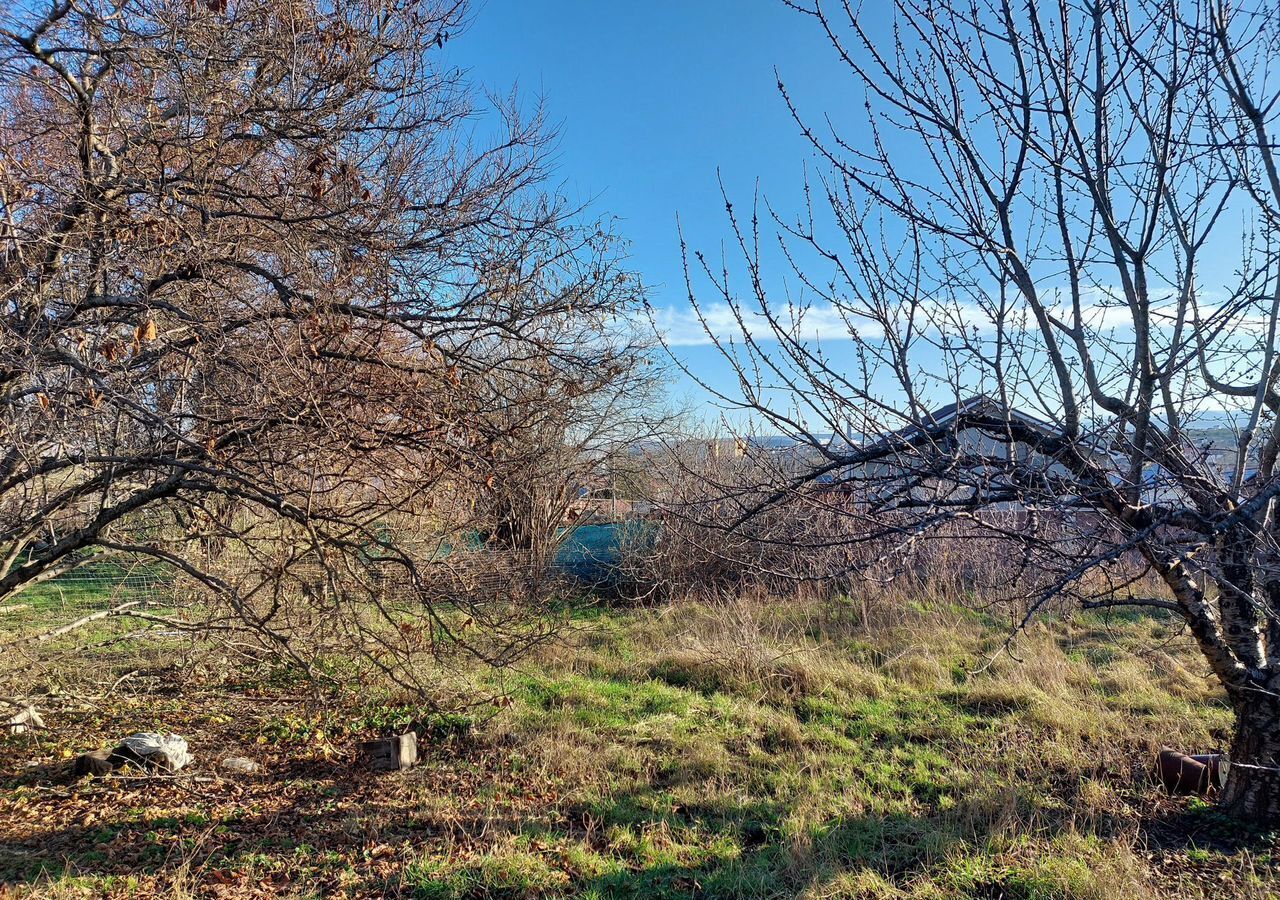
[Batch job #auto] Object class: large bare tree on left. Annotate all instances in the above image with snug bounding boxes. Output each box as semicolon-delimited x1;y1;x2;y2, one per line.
0;0;646;680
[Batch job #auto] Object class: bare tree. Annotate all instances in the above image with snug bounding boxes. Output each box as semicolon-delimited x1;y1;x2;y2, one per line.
622;433;862;601
469;337;663;588
0;0;648;684
678;0;1280;822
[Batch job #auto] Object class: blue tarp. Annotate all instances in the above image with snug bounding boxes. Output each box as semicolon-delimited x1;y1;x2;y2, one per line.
553;521;655;583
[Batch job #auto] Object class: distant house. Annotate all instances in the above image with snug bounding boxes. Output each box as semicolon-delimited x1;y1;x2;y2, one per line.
566;486;652;523
874;395;1063;453
823;395;1116;511
844;395;1261;512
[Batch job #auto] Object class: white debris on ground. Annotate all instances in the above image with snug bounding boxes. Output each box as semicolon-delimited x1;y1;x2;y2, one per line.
219;756;260;774
118;733;192;771
6;706;44;734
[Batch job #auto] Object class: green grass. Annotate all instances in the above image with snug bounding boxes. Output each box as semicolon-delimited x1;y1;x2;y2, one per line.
431;600;1242;898
3;559;171;610
0;595;1266;899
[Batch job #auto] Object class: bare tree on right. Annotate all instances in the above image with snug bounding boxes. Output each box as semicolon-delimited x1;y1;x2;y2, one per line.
677;0;1280;823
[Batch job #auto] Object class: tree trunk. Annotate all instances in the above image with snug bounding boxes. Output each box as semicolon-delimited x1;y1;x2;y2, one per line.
1220;696;1280;825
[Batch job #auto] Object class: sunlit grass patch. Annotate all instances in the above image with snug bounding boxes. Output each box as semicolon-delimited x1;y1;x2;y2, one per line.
0;595;1263;899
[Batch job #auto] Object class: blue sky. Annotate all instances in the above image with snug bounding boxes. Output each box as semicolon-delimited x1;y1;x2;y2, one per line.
449;1;861;413
8;0;1249;425
448;3;1262;431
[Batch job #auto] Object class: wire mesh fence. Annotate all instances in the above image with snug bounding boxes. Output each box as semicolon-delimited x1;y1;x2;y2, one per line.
5;560;176;617
3;520;654;632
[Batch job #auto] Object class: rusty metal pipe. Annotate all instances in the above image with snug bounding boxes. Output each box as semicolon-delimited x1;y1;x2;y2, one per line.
1156;748;1225;795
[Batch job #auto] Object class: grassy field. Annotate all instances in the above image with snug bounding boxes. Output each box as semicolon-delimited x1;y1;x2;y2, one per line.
0;592;1274;899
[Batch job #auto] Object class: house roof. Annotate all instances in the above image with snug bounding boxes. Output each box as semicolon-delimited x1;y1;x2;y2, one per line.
876;395;1061;452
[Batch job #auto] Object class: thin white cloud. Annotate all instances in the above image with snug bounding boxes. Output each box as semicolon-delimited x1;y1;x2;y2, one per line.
652;287;1274;348
652;302;880;347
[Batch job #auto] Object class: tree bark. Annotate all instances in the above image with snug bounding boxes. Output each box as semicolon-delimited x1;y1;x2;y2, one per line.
1221;694;1280;825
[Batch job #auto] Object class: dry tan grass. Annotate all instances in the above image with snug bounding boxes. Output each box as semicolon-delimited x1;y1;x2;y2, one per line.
0;585;1257;899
